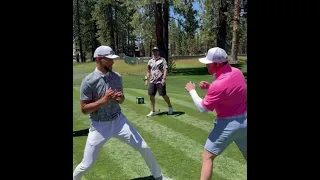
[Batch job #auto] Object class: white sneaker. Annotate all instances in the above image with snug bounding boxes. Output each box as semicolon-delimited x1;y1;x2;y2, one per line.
146;111;157;117
155;176;174;180
168;107;174;115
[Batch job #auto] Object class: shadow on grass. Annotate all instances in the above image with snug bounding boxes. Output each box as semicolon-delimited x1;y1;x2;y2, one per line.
157;111;185;117
130;175;155;180
73;128;89;137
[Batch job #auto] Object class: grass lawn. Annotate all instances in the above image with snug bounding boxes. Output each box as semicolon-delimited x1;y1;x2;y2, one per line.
73;57;247;180
73;56;247;76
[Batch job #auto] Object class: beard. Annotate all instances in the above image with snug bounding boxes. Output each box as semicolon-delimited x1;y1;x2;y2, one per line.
103;66;112;72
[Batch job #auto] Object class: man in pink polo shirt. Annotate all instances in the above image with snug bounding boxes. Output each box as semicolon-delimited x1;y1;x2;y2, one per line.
185;47;247;180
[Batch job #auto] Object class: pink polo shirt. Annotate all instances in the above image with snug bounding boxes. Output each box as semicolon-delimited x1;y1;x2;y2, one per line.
202;64;247;118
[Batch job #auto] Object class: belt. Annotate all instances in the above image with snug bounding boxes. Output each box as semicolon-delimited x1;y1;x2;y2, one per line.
92;112;120;122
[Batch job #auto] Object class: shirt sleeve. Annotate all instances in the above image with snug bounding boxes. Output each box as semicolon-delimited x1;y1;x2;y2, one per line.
162;58;168;69
201;84;222;111
113;72;123;92
80;80;93;101
189;89;209;113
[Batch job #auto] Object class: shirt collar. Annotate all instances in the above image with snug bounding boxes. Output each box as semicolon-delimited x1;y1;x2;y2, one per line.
215;63;232;79
95;68;110;77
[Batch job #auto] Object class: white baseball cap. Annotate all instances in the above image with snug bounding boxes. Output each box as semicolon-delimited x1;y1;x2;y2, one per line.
199;47;228;64
93;46;119;59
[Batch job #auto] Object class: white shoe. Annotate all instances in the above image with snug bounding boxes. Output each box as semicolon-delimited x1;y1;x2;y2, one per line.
155;176;174;180
146;111;157;117
168;107;174;115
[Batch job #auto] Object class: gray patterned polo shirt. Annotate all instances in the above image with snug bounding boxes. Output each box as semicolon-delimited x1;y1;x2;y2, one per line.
80;68;123;121
147;57;168;84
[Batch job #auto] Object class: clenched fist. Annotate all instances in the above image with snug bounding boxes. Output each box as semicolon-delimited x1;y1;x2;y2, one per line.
101;88;115;103
199;81;210;90
113;91;124;101
185;81;196;92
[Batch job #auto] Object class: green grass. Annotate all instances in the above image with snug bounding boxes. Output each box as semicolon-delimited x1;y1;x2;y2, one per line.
73;67;247;179
73;56;247;76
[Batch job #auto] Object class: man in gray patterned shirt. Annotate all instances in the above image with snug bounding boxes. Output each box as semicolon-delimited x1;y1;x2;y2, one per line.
145;47;173;117
73;46;169;180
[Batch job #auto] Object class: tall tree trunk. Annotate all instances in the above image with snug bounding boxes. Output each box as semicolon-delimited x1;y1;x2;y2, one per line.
122;34;125;54
217;0;228;50
132;39;135;57
92;20;99;61
231;0;241;63
122;28;125;54
175;27;178;55
108;5;115;50
127;26;130;55
76;0;84;62
162;0;169;62
238;42;242;55
155;2;169;62
115;5;118;54
155;3;165;59
76;54;80;62
149;43;152;57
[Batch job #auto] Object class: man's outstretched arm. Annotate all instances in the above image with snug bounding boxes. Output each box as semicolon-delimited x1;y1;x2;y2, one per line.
189;89;209;113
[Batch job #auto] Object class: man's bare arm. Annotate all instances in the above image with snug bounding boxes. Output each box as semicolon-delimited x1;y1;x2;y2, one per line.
80;88;114;114
80;98;108;114
145;66;151;86
162;59;168;80
146;68;151;80
163;68;167;80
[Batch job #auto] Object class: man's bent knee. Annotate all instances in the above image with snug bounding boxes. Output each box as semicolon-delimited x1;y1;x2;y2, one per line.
136;140;152;154
129;137;150;150
202;149;217;161
75;160;94;173
139;140;150;149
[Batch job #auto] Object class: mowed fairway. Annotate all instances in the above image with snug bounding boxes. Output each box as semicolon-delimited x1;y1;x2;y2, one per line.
73;59;247;180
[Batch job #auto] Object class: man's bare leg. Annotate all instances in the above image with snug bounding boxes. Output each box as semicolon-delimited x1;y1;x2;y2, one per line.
162;95;173;114
200;150;217;180
150;95;156;111
147;96;157;117
162;95;172;107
